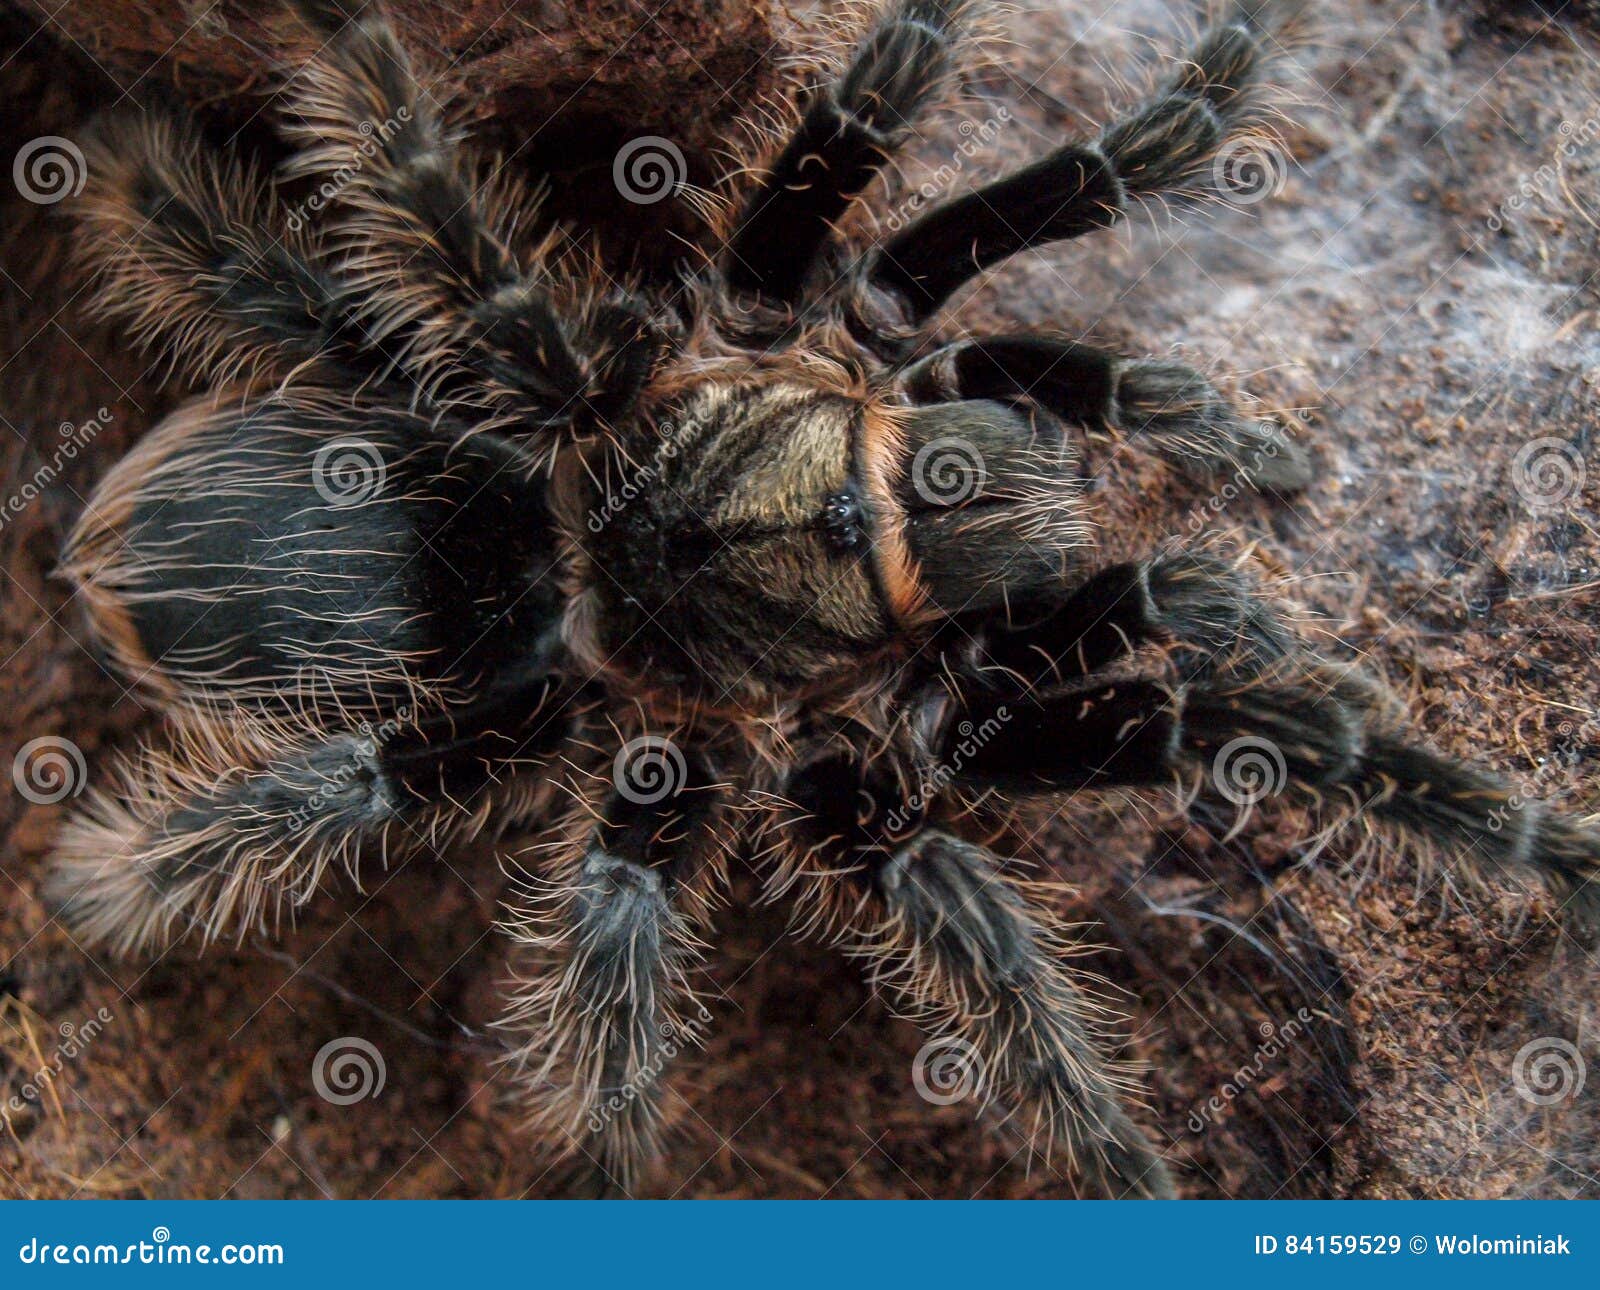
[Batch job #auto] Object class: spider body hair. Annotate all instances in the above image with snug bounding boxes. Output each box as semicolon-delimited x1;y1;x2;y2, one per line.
75;115;358;387
59;390;566;717
42;0;1599;1198
499;749;730;1193
45;679;576;954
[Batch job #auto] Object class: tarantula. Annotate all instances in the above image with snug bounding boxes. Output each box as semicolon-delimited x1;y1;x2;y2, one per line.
42;0;1600;1198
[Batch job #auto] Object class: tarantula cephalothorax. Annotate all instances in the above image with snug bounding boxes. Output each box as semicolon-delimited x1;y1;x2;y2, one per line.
43;0;1600;1197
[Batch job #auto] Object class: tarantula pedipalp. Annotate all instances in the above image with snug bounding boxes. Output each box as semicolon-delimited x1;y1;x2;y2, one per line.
41;0;1600;1198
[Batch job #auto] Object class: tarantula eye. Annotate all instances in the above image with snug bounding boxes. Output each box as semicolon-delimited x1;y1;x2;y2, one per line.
823;490;866;553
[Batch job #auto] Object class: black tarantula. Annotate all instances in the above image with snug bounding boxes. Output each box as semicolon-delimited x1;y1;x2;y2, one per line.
43;0;1600;1198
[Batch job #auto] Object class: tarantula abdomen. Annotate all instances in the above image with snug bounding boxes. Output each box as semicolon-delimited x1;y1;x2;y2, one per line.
60;392;566;716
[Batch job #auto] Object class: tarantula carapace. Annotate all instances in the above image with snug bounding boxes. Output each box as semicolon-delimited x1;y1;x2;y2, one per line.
43;0;1600;1198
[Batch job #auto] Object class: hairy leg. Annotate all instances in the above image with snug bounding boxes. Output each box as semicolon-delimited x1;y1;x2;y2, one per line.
44;680;574;955
939;666;1600;930
780;760;1174;1196
76;113;365;387
499;746;727;1194
281;1;657;431
725;0;976;304
849;0;1308;341
900;335;1310;490
957;550;1294;689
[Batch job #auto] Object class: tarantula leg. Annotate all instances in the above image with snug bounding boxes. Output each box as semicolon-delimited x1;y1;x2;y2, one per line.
943;671;1600;932
499;751;727;1195
75;113;363;386
280;2;657;430
900;336;1311;490
850;0;1307;341
43;679;575;956
780;767;1173;1197
725;0;975;304
1179;677;1600;931
961;551;1293;688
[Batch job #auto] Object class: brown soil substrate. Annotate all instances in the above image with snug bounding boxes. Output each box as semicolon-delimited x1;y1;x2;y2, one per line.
1;0;1597;1199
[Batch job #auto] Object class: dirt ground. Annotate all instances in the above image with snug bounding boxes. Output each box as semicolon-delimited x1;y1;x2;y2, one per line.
1;0;1598;1199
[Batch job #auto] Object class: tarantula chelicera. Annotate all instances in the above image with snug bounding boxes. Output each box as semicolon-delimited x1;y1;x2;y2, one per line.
43;0;1600;1198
